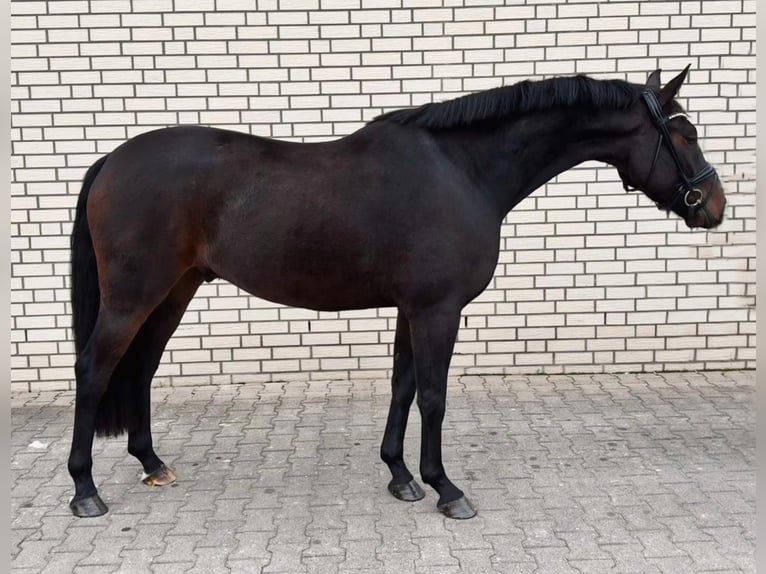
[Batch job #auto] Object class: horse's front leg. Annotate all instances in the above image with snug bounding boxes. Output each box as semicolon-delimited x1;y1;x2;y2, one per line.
380;311;425;502
409;304;476;519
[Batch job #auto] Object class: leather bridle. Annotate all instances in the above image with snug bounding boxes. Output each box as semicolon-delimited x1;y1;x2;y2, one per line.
621;90;718;227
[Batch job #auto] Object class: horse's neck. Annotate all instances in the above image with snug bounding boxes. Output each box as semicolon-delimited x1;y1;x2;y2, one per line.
435;108;631;218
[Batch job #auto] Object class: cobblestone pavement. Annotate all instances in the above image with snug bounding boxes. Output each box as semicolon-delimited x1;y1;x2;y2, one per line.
11;370;755;574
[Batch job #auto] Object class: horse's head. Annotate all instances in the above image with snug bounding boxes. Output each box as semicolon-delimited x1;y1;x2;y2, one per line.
617;66;726;229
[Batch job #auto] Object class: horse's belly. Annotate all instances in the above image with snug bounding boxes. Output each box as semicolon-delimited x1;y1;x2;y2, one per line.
214;259;392;312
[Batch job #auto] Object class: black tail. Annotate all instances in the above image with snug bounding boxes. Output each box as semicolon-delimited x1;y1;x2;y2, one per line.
71;155;108;356
72;155;142;437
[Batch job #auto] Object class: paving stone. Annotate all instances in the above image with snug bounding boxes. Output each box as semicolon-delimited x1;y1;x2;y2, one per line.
118;548;165;572
13;539;65;569
600;543;662;573
147;564;195;574
413;536;460;569
227;558;270;573
124;522;173;551
38;552;90;574
342;512;380;541
442;517;494;550
240;507;280;532
488;560;537;574
168;511;213;536
645;555;698;574
148;535;197;566
73;565;121;574
138;500;186;525
677;540;739;571
262;542;308;572
302;554;344;572
77;537;132;566
416;566;462;574
186;545;234;574
556;528;610;560
341;538;384;571
567;558;616;573
520;521;566;548
231;530;273;561
655;515;713;543
526;547;580;574
303;529;344;558
196;520;244;548
452;548;496;572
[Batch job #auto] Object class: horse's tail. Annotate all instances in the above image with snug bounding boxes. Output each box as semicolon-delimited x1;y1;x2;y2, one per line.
71;155;128;437
71;154;151;438
71;154;108;356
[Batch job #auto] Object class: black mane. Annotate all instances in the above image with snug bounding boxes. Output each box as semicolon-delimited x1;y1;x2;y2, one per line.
372;75;644;130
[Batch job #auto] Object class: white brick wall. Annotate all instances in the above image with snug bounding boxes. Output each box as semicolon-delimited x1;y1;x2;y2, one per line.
11;0;756;392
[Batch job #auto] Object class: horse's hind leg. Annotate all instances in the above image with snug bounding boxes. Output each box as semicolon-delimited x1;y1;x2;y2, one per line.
123;270;203;486
68;305;158;517
380;311;425;502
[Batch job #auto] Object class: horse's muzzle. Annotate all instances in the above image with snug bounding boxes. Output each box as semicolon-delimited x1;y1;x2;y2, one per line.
684;174;725;229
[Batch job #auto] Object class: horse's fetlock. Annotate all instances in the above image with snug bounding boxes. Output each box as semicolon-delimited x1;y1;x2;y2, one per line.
68;454;92;480
380;443;402;466
420;465;445;488
127;439;149;458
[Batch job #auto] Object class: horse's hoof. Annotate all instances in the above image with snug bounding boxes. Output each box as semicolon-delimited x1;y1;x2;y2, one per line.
142;463;177;487
388;478;426;502
69;494;108;518
437;495;476;519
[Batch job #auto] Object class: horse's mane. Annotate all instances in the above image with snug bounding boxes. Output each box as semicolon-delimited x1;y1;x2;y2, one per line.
372;75;644;130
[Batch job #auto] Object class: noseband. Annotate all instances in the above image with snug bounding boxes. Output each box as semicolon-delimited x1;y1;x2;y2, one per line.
621;90;717;226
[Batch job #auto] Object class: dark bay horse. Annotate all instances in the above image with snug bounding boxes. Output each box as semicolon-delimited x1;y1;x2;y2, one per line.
68;67;725;519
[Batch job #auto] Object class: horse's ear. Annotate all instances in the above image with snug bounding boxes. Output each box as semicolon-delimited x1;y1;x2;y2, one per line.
646;69;662;90
659;64;691;104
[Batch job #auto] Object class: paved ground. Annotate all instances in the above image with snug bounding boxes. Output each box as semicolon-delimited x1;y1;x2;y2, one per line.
11;370;755;574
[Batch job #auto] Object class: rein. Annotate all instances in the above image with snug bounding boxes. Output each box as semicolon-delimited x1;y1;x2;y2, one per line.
621;90;717;226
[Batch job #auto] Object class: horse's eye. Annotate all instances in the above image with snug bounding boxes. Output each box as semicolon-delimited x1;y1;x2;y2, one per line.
685;136;697;145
